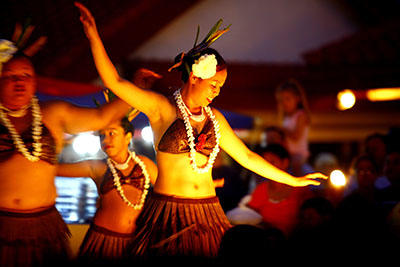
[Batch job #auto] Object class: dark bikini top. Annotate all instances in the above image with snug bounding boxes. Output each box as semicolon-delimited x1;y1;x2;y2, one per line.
100;162;145;195
157;118;217;156
0;123;57;165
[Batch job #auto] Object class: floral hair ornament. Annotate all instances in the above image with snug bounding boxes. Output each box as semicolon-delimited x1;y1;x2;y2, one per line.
0;40;18;73
0;20;47;74
168;19;231;78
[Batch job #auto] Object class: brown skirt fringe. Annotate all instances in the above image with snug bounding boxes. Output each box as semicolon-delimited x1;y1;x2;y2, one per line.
78;223;134;263
130;192;232;259
0;205;71;267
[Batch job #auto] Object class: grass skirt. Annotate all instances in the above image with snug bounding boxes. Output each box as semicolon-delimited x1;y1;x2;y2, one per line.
130;192;232;260
78;223;134;264
0;205;71;267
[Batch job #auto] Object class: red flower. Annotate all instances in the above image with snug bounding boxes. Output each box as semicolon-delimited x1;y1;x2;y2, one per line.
195;134;207;151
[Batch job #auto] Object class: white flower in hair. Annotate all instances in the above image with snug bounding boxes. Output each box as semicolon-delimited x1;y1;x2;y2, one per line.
0;39;17;65
192;54;217;79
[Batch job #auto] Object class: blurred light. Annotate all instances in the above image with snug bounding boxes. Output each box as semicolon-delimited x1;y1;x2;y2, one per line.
337;89;356;110
72;132;100;155
141;126;154;143
330;170;347;187
366;88;400;102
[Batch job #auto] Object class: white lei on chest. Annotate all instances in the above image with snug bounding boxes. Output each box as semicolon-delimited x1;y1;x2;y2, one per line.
107;150;150;210
173;89;221;173
0;96;43;162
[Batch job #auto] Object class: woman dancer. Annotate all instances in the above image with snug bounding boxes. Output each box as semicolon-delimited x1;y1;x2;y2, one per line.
57;116;157;264
0;44;130;266
75;2;327;259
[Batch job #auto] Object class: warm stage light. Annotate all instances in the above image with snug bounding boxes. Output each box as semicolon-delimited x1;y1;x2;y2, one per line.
330;170;347;187
141;126;154;143
337;89;356;110
366;88;400;102
72;132;101;155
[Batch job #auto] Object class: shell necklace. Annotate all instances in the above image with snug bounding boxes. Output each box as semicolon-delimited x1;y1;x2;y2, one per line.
107;150;150;210
0;96;43;162
173;89;221;173
183;104;205;122
109;151;132;170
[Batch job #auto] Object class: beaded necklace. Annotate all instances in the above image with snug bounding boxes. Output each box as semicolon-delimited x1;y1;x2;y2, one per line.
173;89;221;173
0;96;42;162
107;150;150;210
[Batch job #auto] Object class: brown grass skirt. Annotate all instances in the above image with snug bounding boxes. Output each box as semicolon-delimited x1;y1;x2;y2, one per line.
0;205;71;267
129;192;232;259
78;223;134;263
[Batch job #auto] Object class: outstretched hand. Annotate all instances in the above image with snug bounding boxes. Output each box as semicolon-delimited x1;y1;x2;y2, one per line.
291;172;328;187
74;2;98;39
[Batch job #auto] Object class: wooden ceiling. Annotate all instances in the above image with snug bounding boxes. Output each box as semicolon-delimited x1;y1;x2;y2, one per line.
0;0;201;82
1;0;400;116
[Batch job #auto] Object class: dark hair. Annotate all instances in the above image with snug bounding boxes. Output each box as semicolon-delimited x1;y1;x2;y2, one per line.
2;52;33;73
352;154;378;173
173;47;226;82
257;144;290;160
120;117;134;136
364;132;387;147
264;126;285;139
300;197;334;217
275;78;311;123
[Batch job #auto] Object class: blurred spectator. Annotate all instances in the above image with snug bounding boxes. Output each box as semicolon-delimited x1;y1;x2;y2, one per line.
289;197;335;256
377;149;400;213
218;224;286;265
275;78;311;176
364;132;387;177
260;126;286;148
213;151;249;212
332;154;392;255
246;144;314;236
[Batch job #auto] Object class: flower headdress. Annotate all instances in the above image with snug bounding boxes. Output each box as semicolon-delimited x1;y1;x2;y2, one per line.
0;20;47;74
168;19;230;79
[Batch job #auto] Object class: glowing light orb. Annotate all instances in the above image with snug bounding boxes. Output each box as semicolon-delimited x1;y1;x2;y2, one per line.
330;170;347;187
337;89;356;110
141;126;154;143
72;133;101;155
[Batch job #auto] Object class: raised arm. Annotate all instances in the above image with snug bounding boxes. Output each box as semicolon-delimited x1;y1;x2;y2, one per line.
74;2;173;121
57;160;105;186
214;109;327;187
42;97;131;135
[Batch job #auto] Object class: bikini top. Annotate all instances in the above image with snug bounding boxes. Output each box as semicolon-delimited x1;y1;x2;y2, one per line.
157;118;217;156
100;162;145;195
0;123;57;165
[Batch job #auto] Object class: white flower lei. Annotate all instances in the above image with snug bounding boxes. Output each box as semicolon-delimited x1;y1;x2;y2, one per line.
173;89;221;173
0;96;43;162
191;54;218;79
107;150;151;210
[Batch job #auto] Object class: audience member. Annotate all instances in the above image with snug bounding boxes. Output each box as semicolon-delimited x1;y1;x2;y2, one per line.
246;144;314;236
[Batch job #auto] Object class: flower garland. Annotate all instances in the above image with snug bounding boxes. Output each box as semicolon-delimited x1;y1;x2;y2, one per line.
107;150;151;210
0;96;43;162
174;89;221;173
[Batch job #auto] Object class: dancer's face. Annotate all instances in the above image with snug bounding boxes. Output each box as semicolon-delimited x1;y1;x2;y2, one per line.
0;58;36;110
189;68;227;107
99;121;132;158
